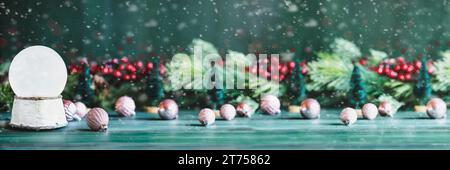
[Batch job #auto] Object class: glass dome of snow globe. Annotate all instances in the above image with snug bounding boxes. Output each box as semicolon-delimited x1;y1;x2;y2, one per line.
8;45;68;130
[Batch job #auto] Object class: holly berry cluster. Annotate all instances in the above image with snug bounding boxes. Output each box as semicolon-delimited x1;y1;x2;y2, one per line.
69;57;164;82
364;56;433;81
247;56;307;81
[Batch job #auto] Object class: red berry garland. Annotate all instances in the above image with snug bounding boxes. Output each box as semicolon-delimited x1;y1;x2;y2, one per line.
372;56;434;82
69;57;165;83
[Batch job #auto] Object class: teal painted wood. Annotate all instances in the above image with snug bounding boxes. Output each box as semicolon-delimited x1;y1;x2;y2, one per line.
1;110;450;150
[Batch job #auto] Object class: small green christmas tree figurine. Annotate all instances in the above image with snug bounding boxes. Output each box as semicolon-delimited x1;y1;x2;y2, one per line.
348;63;366;109
289;58;306;104
413;56;431;111
75;61;95;107
146;57;164;111
207;61;224;110
287;58;306;113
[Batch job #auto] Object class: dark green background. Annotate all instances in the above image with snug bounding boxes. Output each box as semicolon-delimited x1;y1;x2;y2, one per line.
0;0;449;62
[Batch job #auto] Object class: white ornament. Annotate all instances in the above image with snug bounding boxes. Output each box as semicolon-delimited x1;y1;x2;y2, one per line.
198;108;216;126
8;46;68;130
426;98;447;119
340;107;357;126
362;103;378;120
260;95;281;115
220;104;236;121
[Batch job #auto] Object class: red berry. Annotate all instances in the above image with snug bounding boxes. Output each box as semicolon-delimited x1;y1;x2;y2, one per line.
401;64;409;72
147;62;153;69
383;67;390;75
301;67;307;75
280;66;288;74
123;74;130;80
251;67;258;74
271;75;279;81
119;64;126;71
280;74;285;81
131;74;137;80
102;67;109;74
120;57;129;63
288;61;295;69
135;61;144;68
406;65;414;73
126;64;136;72
112;58;119;64
113;71;122;78
388;71;398;79
394;65;401;71
359;58;367;66
405;73;412;80
159;64;165;75
397;57;405;64
398;74;405;81
264;72;270;78
414;60;421;68
300;61;306;67
376;66;383;75
428;68;433;74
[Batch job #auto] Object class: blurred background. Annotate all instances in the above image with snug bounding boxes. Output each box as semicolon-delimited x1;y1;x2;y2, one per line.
0;0;449;112
1;0;449;62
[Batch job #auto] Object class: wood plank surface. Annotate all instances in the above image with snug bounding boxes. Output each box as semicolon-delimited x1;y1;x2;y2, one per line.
1;110;450;150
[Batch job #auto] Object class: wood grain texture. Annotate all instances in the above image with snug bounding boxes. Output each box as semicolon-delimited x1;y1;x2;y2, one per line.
1;110;449;150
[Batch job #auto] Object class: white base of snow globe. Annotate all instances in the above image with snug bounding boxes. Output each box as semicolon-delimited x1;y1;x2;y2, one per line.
9;96;68;130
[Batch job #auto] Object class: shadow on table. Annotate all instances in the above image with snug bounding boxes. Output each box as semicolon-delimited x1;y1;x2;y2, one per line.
134;117;168;121
279;117;317;120
326;123;345;126
399;117;431;120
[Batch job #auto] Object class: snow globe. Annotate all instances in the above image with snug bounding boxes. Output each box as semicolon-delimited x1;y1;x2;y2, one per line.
8;45;68;130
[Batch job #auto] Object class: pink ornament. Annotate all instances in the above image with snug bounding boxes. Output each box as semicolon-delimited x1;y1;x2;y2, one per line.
260;95;281;115
220;104;236;121
378;101;393;117
340;107;357;126
426;98;447;119
236;102;253;118
158;99;179;120
86;108;109;131
63;100;81;121
198;108;215;126
74;102;88;118
115;96;136;117
362;103;378;120
300;98;321;119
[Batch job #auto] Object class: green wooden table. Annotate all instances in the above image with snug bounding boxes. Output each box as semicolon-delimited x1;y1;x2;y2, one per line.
1;110;450;150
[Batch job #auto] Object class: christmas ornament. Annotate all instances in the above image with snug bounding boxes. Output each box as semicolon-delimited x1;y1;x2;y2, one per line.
198;108;215;126
236;102;253;118
220;104;236;121
362;103;378;120
9;46;68;130
300;98;321;119
426;98;447;119
340;107;357;126
74;102;88;118
86;107;109;131
378;101;394;117
260;95;281;115
115;96;136;117
63;100;81;121
158;99;179;120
